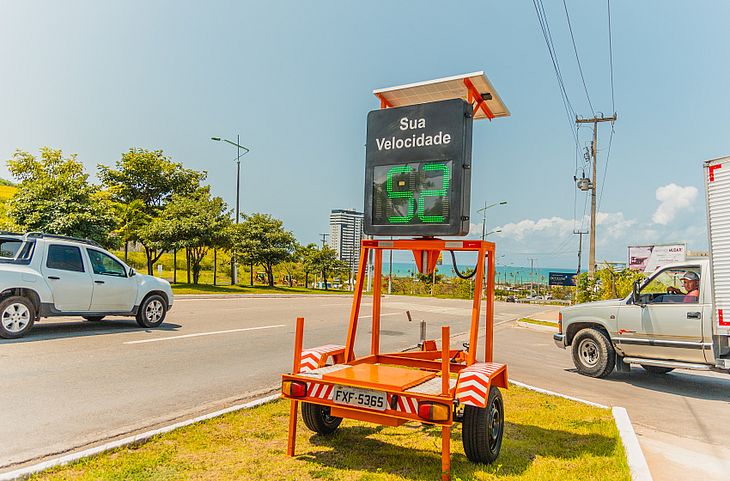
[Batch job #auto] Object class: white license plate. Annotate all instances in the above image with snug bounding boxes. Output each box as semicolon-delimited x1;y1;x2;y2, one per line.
332;385;387;411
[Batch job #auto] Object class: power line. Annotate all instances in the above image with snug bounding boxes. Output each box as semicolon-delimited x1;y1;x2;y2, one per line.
608;0;616;113
562;0;595;116
532;0;580;147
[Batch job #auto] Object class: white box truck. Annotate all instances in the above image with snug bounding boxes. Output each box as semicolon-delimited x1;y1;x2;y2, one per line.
553;156;730;377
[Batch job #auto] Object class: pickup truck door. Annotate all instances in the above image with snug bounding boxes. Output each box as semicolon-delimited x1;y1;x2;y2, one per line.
615;265;706;363
85;248;137;312
41;244;93;312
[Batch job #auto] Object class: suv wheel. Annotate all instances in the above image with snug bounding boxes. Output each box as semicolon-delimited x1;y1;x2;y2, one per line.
571;328;615;378
0;296;36;339
136;294;167;328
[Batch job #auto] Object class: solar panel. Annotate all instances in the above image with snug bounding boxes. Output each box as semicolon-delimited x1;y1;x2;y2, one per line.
373;71;509;120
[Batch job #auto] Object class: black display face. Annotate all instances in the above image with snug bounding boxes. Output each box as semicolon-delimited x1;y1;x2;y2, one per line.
364;99;473;236
372;160;452;226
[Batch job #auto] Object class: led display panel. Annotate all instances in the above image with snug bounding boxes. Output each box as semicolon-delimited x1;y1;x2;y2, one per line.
364;99;473;236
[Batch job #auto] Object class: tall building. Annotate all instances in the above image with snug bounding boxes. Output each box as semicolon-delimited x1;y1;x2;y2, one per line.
328;209;364;273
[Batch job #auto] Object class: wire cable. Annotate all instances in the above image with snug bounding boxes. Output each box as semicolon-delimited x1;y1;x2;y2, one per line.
449;251;477;280
562;0;595;116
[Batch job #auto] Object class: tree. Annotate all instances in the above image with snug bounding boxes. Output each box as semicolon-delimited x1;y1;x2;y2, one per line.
235;214;296;287
297;243;319;289
99;148;206;274
310;246;348;290
141;188;231;284
6;148;118;247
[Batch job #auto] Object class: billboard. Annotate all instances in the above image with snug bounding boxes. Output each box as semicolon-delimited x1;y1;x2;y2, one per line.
549;272;576;286
628;244;686;273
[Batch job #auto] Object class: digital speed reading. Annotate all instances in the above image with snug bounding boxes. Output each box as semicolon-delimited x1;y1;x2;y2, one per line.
364;99;473;236
372;161;452;225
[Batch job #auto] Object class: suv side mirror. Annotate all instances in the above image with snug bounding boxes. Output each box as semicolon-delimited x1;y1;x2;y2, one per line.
128;268;136;277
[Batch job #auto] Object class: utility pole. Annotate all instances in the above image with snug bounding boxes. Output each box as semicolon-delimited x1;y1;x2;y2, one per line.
576;114;617;274
573;229;589;275
529;258;537;297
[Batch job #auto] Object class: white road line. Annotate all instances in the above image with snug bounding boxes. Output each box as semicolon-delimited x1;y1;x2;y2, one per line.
359;312;403;319
123;325;285;344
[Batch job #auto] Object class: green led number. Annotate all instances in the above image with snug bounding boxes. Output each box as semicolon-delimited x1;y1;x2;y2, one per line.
386;165;415;223
418;162;450;223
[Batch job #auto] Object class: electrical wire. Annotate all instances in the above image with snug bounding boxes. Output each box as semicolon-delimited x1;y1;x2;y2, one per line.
562;0;595;116
449;250;478;279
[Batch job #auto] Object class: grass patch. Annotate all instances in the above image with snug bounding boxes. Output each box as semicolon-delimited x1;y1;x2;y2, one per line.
31;386;628;481
518;318;558;328
171;283;348;295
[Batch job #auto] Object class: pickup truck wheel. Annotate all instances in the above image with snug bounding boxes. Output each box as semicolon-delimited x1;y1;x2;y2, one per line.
0;296;36;339
136;294;167;328
642;365;674;375
301;402;342;435
571;328;615;378
462;386;504;464
83;316;105;322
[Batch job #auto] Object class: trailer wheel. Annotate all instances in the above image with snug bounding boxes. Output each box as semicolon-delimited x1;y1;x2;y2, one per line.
462;386;504;464
571;328;615;378
302;403;342;435
641;365;674;375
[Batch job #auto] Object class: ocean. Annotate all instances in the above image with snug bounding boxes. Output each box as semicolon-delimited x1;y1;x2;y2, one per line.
380;262;575;285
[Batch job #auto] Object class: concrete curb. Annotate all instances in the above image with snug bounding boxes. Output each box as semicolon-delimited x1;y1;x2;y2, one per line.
511;379;652;481
612;407;654;481
174;293;352;300
0;394;281;481
515;320;558;332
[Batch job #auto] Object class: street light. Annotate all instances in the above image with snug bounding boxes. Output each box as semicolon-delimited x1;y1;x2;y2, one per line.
211;135;250;285
477;201;507;241
485;229;502;237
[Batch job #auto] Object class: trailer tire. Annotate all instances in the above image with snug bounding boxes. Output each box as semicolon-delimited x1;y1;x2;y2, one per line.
571;328;615;378
462;386;504;464
302;403;342;435
641;365;674;375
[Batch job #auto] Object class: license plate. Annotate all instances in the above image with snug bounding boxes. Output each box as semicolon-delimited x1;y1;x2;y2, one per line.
332;385;387;411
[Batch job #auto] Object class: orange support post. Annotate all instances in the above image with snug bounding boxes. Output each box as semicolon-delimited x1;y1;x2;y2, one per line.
345;247;369;362
485;248;496;363
287;316;305;456
371;249;383;355
467;247;486;365
441;325;450;396
441;425;451;481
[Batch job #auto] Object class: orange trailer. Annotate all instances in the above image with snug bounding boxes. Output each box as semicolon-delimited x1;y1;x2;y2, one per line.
282;238;507;481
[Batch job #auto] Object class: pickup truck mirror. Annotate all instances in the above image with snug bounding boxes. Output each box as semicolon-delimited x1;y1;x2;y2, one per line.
128;267;136;277
632;279;643;306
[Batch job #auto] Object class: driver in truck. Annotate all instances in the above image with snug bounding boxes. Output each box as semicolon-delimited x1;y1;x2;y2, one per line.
667;271;700;302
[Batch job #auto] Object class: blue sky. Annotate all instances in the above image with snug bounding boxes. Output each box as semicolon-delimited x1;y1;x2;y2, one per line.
1;1;728;269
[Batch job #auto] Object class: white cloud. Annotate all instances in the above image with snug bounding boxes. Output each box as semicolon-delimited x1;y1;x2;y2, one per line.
652;183;698;225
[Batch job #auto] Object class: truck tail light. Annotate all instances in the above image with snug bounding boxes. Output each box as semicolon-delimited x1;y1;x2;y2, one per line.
418;402;450;422
282;381;307;398
558;312;563;334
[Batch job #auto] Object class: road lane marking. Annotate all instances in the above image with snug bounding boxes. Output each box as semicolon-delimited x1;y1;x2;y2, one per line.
359;312;403;319
123;325;285;344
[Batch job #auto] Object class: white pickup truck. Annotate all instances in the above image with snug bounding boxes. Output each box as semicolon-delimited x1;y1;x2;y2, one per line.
0;233;173;339
555;156;730;377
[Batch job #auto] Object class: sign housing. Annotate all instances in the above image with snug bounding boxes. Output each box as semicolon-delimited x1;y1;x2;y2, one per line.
364;98;473;236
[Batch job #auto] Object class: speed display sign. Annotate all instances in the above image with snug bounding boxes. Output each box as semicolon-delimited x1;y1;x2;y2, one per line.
364;99;474;236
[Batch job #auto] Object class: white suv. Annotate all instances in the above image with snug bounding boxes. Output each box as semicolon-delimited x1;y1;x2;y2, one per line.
0;233;174;339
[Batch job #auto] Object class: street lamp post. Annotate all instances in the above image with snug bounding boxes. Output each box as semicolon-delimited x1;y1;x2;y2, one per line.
477;201;507;241
211;135;250;285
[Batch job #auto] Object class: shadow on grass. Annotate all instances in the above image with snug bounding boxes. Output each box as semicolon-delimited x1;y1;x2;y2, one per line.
301;421;619;480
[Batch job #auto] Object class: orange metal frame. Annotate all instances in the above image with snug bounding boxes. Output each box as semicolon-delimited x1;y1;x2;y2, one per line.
376;82;495;120
283;238;498;481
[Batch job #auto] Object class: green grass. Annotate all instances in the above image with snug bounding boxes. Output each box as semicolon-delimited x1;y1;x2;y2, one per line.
31;386;629;481
518;318;558;328
171;283;348;295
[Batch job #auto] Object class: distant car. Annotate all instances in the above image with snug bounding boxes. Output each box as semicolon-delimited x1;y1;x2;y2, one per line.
505;296;516;303
0;233;174;339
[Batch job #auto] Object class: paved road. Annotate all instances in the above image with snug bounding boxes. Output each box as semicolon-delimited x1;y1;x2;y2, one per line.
0;295;545;471
1;294;729;480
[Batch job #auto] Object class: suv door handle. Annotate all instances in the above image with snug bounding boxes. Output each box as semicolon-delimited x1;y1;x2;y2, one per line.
687;312;702;319
94;280;105;285
48;276;60;280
